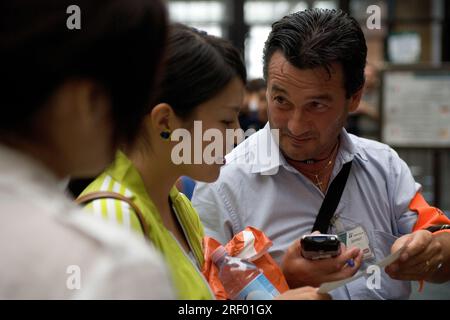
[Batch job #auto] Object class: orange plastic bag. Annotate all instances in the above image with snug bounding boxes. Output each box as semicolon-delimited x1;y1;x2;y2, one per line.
202;226;289;300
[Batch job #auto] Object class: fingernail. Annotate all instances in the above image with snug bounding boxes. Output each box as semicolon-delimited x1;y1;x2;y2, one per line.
346;259;355;267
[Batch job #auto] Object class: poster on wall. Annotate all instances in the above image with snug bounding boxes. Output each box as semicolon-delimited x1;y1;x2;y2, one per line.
382;69;450;147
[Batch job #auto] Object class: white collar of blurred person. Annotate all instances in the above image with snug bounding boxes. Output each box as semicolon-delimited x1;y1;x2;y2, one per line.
0;143;67;192
225;123;368;176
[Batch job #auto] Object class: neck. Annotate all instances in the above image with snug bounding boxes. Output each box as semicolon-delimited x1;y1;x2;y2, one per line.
128;146;180;216
286;138;340;175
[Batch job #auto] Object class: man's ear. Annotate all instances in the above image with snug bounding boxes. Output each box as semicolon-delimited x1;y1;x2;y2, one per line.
348;87;364;113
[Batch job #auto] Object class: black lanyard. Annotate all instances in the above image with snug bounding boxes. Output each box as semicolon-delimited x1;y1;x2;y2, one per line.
311;161;353;234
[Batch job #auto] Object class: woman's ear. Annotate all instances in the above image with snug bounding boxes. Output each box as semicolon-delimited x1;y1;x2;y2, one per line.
150;103;182;136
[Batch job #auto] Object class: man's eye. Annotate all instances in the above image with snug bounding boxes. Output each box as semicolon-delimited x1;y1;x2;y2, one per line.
273;96;286;105
310;101;327;110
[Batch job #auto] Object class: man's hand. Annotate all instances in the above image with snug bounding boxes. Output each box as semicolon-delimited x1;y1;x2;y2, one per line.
275;286;331;300
386;230;450;283
281;238;363;288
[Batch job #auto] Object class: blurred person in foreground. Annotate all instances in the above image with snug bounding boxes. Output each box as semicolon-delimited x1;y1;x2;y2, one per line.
0;0;174;299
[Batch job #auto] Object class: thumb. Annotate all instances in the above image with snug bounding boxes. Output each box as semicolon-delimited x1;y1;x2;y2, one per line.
337;246;360;268
391;233;412;254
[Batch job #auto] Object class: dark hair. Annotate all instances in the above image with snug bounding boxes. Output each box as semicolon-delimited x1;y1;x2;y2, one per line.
263;9;367;98
156;24;247;119
1;0;168;144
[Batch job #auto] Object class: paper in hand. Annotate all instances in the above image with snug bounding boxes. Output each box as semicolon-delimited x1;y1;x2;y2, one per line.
318;242;409;294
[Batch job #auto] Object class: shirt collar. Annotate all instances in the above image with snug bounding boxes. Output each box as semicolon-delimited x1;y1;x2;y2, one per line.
105;150;148;197
0;143;63;191
249;125;367;175
105;150;180;201
248;123;284;175
337;128;368;164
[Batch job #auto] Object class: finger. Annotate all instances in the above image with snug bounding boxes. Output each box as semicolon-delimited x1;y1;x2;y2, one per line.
292;238;302;253
285;239;302;260
386;260;441;281
275;287;331;300
351;250;364;269
315;292;332;300
406;238;442;269
336;246;361;268
311;230;321;235
311;247;359;274
301;287;332;300
386;272;424;281
391;234;412;254
388;243;435;272
281;240;303;279
398;250;435;270
401;230;433;260
391;249;442;278
323;251;363;283
387;259;431;280
333;250;364;280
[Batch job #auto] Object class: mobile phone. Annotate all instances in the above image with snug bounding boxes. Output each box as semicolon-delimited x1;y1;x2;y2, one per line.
300;234;341;260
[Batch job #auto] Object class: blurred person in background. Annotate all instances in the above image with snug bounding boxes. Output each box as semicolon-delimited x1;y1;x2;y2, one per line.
346;63;380;140
239;78;268;133
0;0;174;299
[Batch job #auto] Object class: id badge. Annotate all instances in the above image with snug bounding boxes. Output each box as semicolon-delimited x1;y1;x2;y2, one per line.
333;218;374;261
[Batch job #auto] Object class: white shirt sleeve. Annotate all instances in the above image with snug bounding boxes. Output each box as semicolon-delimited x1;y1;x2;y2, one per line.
75;249;175;300
65;212;176;300
192;181;235;245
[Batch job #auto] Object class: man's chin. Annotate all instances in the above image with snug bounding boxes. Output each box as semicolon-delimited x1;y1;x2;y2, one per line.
280;146;313;162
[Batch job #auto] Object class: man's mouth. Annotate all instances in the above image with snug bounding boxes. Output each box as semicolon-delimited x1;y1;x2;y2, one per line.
287;134;316;144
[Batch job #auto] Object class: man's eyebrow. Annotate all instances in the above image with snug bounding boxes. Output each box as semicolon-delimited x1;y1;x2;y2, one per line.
306;93;333;101
270;84;290;97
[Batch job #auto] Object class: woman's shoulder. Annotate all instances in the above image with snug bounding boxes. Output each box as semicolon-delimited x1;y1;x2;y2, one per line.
77;174;144;235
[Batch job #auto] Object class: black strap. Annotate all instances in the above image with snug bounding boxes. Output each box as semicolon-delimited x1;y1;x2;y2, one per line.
426;224;450;233
312;161;353;234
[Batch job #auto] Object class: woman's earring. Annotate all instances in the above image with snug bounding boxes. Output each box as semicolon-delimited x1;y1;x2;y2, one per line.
160;130;171;140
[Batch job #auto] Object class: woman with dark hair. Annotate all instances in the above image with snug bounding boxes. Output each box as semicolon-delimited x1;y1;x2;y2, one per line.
0;0;173;299
78;24;329;300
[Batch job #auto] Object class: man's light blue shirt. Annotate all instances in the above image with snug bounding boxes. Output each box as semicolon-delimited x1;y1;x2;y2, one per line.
192;123;421;299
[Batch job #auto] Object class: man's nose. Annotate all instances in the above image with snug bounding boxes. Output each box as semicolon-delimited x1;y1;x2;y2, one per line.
287;107;311;136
